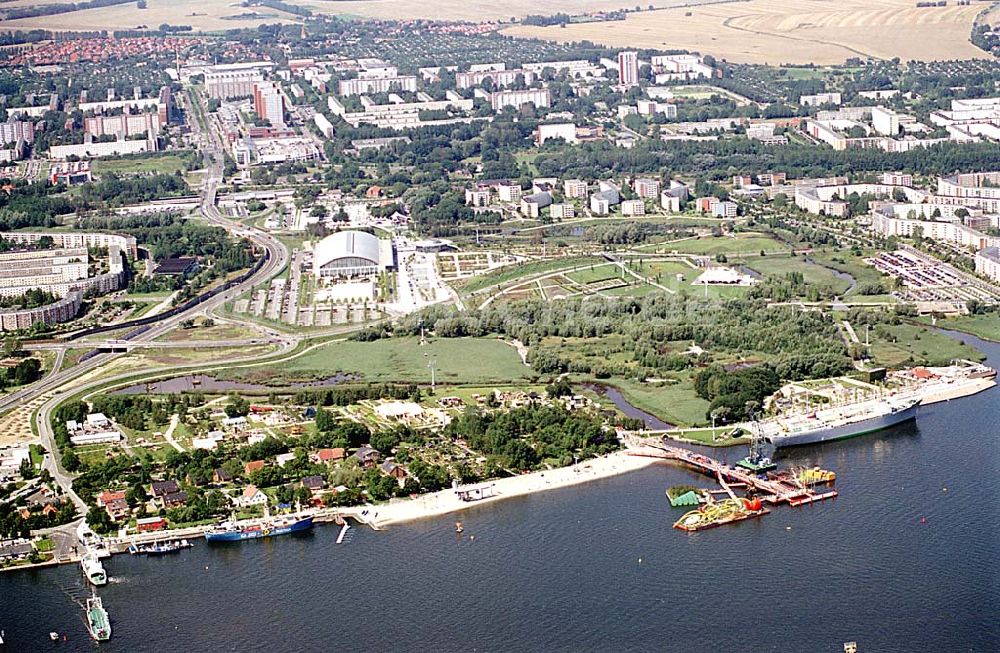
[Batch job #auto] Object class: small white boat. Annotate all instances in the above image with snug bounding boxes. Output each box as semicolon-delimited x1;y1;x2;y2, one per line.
49;632;59;641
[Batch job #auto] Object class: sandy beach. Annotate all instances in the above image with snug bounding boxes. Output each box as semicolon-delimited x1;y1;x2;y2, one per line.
369;450;659;527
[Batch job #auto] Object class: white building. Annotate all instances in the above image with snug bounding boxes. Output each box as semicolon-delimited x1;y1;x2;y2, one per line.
49;138;152;160
490;89;551;112
313;230;390;279
871;106;900;137
800;92;842;107
975;247;1000;282
338;76;418;96
660;192;681;212
536;122;578;145
497;183;523;203
621;199;645;216
564;180;589;199
711;201;738;218
618;51;639;87
633;178;660;199
313;112;335;138
549;203;575;220
465;188;491;207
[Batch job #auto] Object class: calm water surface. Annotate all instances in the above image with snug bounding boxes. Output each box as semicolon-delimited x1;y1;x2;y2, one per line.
2;335;998;652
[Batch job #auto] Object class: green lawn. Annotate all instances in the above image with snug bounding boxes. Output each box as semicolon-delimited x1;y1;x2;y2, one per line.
460;256;604;295
807;249;891;296
868;323;985;368
564;264;621;284
237;336;535;385
746;255;853;294
656;234;789;257
602;374;712;427
920;314;1000;344
92;154;190;176
632;260;750;299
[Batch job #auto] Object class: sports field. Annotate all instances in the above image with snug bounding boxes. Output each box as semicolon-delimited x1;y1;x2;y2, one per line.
505;0;989;64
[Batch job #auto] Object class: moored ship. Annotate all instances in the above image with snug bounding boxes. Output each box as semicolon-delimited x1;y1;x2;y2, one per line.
128;539;193;556
204;513;314;542
766;397;919;449
86;595;111;641
80;551;107;586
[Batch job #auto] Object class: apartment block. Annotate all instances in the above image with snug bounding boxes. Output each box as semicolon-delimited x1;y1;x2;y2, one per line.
564;179;589;199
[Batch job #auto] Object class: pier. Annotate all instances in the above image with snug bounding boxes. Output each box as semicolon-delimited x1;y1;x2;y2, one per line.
631;443;838;507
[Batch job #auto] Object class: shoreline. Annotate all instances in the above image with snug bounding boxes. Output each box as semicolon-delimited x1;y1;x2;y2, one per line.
369;449;659;527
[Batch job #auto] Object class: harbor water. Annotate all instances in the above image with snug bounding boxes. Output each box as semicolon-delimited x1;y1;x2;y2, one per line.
1;333;998;651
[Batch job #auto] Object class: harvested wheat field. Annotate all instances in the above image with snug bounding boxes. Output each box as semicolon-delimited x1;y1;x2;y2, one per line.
300;0;715;22
0;0;299;32
506;0;992;64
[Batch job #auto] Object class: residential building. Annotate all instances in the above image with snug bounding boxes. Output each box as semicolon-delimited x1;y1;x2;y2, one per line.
618;51;638;87
636;100;677;117
871;106;900;136
712;201;738;218
660;192;681;212
0;119;34;146
313;112;334;138
621;199;645;216
564;179;589;199
800;92;842;107
490;89;551;112
497;183;523;203
549;203;575;220
84;112;163;139
150;480;180;498
237;485;269;508
975;247;1000;283
881;172;913;186
312;448;346;465
204;63;272;99
650;54;715;80
338;75;418;96
633;178;661;199
455;68;535;89
464;188;491;207
520;192;552;218
49;138;153;160
253;81;285;128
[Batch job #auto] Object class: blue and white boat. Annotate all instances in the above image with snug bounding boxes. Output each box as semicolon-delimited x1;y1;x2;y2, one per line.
765;397;920;448
204;513;314;542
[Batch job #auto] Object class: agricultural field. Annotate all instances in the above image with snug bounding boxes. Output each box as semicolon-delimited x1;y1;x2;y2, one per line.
0;0;300;32
505;0;989;65
298;0;711;22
